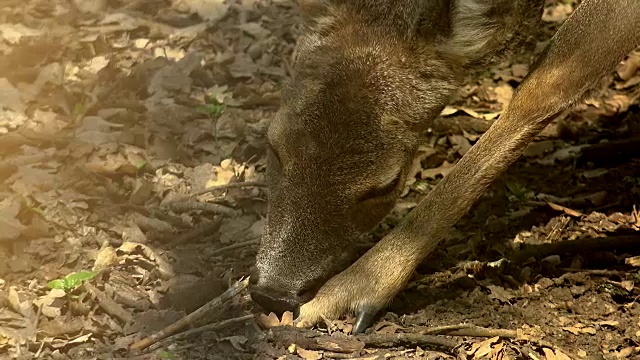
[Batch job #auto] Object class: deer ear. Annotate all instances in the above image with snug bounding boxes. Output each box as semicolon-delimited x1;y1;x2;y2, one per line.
439;0;542;67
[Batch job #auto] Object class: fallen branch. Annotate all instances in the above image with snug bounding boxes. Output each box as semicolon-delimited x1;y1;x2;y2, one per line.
268;326;458;354
267;327;366;354
417;324;516;338
578;136;640;167
149;314;256;351
190;180;266;197
130;277;250;351
511;234;640;264
559;268;627;277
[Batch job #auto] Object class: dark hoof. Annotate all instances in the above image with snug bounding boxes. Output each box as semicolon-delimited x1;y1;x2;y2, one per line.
353;307;377;334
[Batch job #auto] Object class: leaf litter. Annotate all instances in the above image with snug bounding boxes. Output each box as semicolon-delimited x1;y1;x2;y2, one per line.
0;0;638;359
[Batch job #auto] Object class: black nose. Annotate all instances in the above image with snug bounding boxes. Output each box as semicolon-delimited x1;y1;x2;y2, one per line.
250;285;301;315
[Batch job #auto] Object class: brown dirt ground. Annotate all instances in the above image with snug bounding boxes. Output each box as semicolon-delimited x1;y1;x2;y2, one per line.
1;0;640;359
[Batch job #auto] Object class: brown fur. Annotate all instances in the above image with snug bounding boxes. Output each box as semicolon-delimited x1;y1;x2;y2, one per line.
252;0;640;328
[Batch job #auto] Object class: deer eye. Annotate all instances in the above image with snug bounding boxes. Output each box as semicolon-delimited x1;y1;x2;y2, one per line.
358;173;402;202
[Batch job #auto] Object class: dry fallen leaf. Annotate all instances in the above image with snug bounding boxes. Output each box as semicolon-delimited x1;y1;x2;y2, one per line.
562;326;581;335
449;134;472;156
493;83;513;108
281;311;294;326
0;23;43;44
542;3;574;22
620;281;635;292
467;336;500;358
511;63;529;78
487;285;515;303
604;93;634;113
440;106;501;120
256;311;295;329
174;0;230;22
0;197;27;242
625;256;640;267
93;246;118;271
218;215;260;244
595;320;620;328
296;347;322;360
421;161;453;180
546;202;584;217
0;78;25;112
374;321;403;335
614;347;636;358
33;289;67;318
617;50;640;81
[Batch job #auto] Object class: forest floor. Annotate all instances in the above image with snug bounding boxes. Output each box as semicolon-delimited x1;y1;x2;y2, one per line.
1;0;640;359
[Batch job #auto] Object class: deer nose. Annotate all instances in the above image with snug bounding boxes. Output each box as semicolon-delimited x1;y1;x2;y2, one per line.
250;284;301;316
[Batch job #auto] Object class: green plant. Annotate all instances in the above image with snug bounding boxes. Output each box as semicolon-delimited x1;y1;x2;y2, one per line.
196;99;225;118
135;160;148;171
505;181;533;202
47;271;97;292
158;351;177;360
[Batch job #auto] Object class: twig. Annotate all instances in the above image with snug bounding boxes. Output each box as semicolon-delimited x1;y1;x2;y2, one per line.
417;324;474;334
559;268;627;277
432;327;515;338
414;324;516;338
208;238;260;256
190;181;266;197
149;314;256;351
268;327;458;353
130;277;250;351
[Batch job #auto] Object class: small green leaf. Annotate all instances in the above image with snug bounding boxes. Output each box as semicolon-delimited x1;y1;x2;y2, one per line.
47;279;66;290
159;351;176;360
64;271;98;289
73;102;86;117
196;102;225;117
505;181;532;202
47;271;98;292
135;160;147;170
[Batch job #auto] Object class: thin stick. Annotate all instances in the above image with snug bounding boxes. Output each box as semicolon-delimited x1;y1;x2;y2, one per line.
149;314;256;351
357;332;459;349
190;181;266;197
268;326;458;353
559;268;626;276
208;238;260;256
418;324;475;335
417;324;517;338
129;277;250;351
